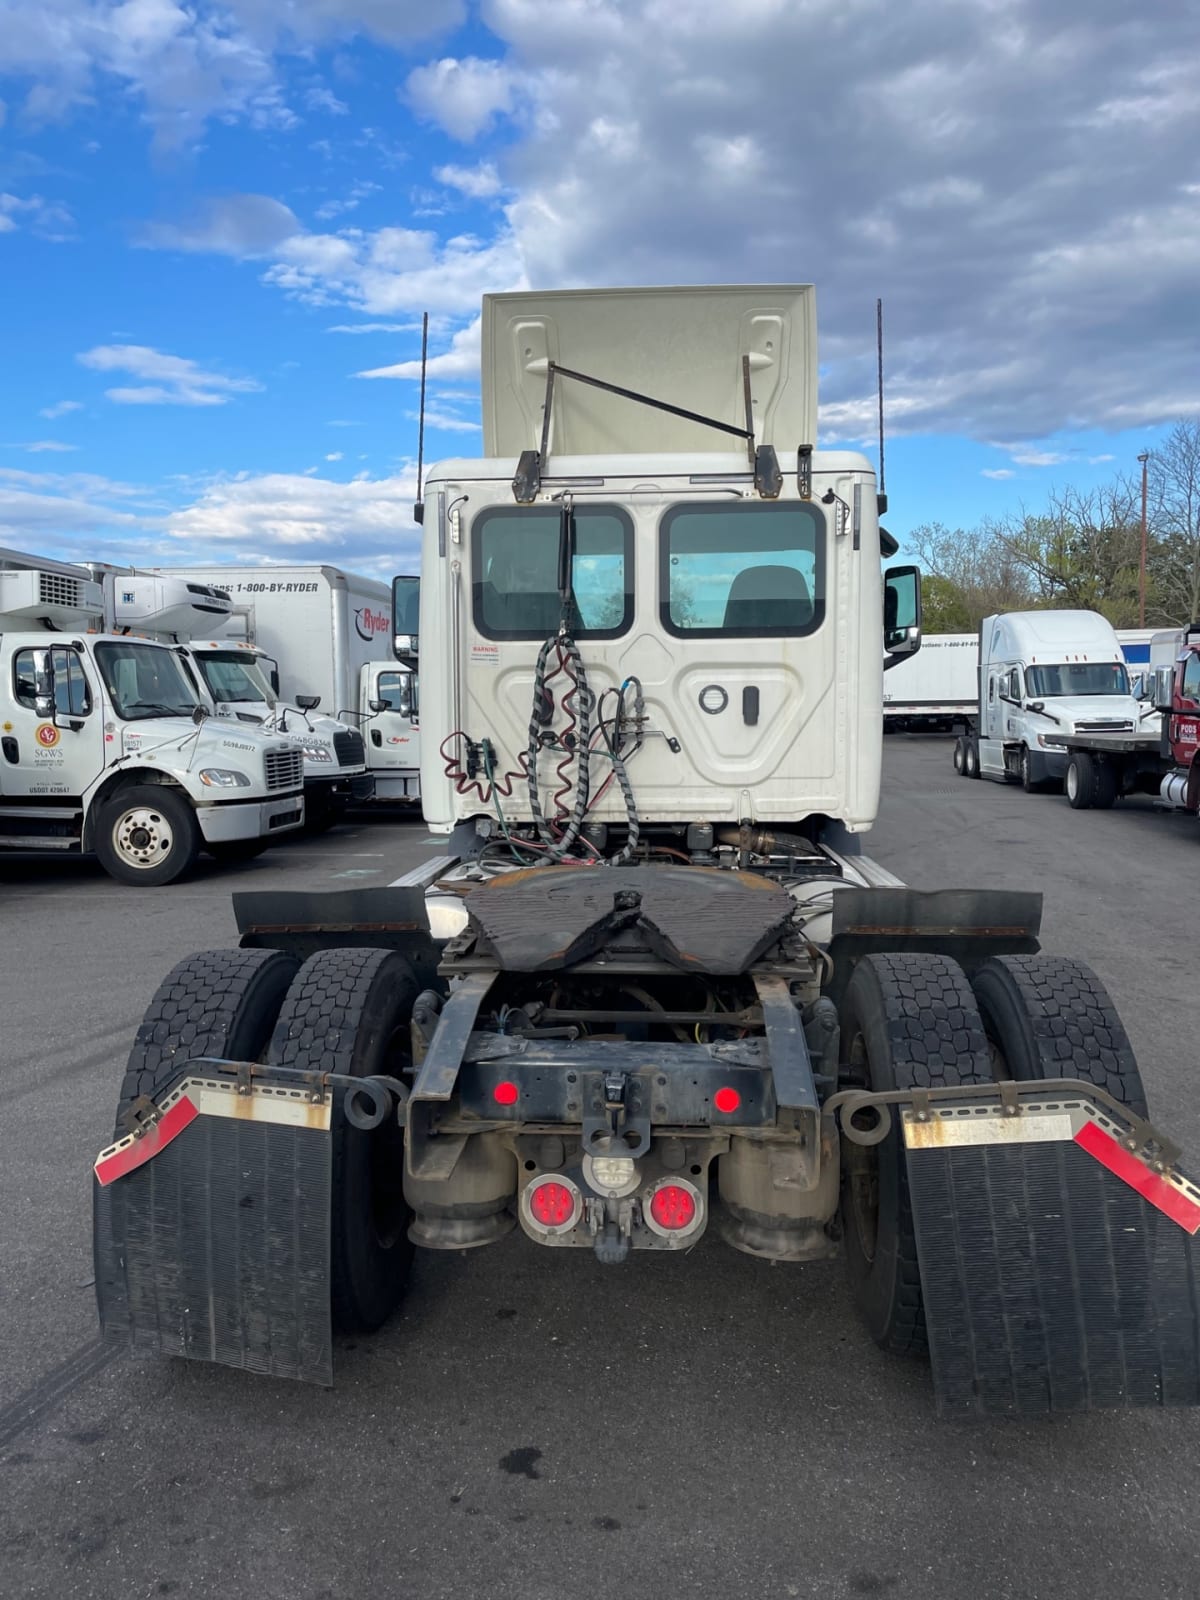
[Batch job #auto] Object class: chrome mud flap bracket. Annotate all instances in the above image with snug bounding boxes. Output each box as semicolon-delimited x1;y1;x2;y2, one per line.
891;1089;1200;1417
92;1068;335;1386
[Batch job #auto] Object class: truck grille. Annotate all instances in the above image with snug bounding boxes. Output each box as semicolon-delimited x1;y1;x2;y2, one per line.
1075;719;1134;734
265;749;304;791
334;729;365;767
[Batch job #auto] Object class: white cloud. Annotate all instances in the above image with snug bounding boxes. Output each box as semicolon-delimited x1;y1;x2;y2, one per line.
358;317;481;381
327;321;421;334
435;161;504;199
314;180;381;222
139;194;301;256
0;191;75;240
981;468;1015;480
17;440;80;454
306;85;348;115
163;468;422;568
325;450;344;460
78;344;262;406
406;407;479;433
1008;449;1069;467
405;56;518;141
1089;453;1116;464
39;400;83;420
0;0;467;146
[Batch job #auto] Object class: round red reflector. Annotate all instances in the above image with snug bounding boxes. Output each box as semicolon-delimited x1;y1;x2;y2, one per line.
713;1086;741;1114
493;1080;519;1106
649;1183;697;1231
529;1181;577;1228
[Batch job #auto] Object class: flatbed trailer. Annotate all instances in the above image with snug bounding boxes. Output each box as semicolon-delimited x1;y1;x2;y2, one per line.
1042;730;1172;810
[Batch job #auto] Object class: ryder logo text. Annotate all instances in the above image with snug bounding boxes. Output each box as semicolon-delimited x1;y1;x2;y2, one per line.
354;606;391;643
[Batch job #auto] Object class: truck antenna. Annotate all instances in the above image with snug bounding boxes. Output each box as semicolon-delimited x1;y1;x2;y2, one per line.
876;297;887;514
414;311;429;524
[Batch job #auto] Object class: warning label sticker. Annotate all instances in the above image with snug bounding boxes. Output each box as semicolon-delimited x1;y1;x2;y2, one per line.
470;644;500;668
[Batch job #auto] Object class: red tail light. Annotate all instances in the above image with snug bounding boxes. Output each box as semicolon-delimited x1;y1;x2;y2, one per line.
713;1085;741;1114
492;1080;519;1106
524;1177;581;1234
646;1181;699;1235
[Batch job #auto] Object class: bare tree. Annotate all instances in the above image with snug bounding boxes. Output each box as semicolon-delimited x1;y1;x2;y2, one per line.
1148;420;1200;625
906;521;1032;630
994;481;1142;625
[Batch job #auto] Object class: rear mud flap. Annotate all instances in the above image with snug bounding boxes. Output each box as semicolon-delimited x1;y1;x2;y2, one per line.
93;1075;333;1385
904;1100;1200;1417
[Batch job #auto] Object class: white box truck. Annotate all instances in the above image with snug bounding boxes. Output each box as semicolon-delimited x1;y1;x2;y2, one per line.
156;565;421;804
953;609;1151;791
882;631;976;731
94;568;375;828
0;548;304;884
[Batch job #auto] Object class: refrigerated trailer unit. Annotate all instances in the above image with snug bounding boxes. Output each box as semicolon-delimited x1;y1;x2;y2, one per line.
157;565;421;803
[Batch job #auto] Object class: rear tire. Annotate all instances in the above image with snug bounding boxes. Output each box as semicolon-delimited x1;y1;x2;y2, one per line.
964;738;981;779
94;785;200;886
952;737;966;775
838;954;992;1355
971;955;1147;1116
1020;747;1037;793
114;948;299;1135
1065;752;1115;809
269;948;421;1333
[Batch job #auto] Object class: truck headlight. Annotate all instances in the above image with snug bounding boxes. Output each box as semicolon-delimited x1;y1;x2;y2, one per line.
300;744;334;763
199;767;252;787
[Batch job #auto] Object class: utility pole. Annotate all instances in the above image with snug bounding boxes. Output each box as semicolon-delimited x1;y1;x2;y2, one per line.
1137;451;1149;627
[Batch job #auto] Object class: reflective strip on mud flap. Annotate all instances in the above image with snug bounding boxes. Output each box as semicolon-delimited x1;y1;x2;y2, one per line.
902;1098;1200;1416
902;1100;1200;1234
93;1076;332;1187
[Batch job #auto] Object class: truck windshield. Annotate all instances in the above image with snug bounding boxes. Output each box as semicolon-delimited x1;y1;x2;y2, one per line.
1025;662;1130;698
194;652;275;705
94;642;201;721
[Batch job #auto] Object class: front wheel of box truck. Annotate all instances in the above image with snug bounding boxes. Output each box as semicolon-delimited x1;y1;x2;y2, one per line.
94;784;201;886
268;948;421;1333
838;954;992;1355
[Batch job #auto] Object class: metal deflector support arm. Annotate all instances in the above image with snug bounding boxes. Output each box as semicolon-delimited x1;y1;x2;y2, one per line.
512;359;784;502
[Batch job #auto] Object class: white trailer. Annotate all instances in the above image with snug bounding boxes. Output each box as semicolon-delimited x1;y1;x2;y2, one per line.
157;565;420;804
881;632;976;730
0;548;304;884
954;609;1151;791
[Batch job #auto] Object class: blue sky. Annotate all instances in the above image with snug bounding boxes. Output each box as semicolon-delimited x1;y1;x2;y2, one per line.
0;1;1195;580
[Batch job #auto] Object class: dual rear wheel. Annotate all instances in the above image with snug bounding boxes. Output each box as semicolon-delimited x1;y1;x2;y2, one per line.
838;950;1146;1353
113;944;422;1333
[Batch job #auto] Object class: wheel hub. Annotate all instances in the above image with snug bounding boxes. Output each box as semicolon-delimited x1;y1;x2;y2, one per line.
114;806;173;868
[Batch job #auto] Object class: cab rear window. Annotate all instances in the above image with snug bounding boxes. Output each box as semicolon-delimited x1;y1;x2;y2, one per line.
472;506;634;640
660;503;825;637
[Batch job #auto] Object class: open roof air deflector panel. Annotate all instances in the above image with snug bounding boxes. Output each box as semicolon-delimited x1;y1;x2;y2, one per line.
481;285;817;461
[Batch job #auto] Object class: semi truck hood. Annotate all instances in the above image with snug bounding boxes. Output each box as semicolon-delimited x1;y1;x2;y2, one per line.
1029;696;1141;732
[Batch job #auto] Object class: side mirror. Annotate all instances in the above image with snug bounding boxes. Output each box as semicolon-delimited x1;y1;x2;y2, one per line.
1028;699;1045;715
295;694;321;711
53;714;85;732
1152;666;1176;713
391;575;420;661
883;564;922;667
368;699;387;714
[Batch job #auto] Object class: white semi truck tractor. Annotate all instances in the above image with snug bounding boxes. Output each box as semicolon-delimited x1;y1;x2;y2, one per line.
94;568;375;829
156;564;421;805
93;287;1200;1418
0;548;304;884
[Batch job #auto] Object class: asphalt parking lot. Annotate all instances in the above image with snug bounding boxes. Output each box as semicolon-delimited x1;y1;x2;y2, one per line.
2;744;1199;1600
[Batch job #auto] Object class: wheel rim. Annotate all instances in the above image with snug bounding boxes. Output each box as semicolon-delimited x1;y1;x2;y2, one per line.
112;805;174;870
1022;752;1030;783
1067;763;1078;801
953;742;964;772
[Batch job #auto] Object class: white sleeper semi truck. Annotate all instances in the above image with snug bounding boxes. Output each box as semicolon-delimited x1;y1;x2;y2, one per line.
159;564;421;805
96;568;375;828
953;609;1150;791
0;548;304;884
93;287;1200;1419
